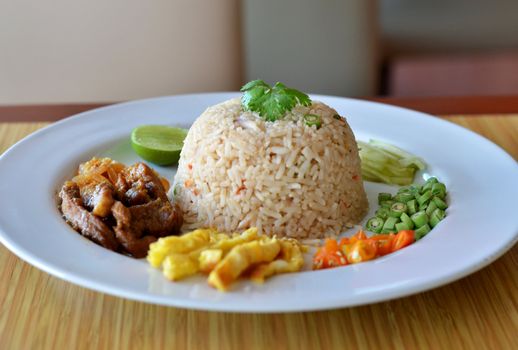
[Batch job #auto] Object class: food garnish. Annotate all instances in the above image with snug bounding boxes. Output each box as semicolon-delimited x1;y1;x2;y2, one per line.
240;80;311;121
358;139;426;185
313;229;416;270
303;114;322;128
131;125;188;166
147;227;306;291
365;177;448;240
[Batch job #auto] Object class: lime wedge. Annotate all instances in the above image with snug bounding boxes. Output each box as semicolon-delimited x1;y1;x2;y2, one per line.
131;125;188;165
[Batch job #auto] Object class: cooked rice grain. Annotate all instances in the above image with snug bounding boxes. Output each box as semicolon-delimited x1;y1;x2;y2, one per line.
173;98;368;238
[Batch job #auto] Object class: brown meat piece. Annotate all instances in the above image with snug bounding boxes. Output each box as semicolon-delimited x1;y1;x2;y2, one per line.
110;163;182;257
59;181;119;251
124;186;151;206
72;173;114;217
59;160;182;258
129;199;182;237
115;163;169;205
124;163;183;236
80;182;115;217
111;199;182;258
111;201;158;258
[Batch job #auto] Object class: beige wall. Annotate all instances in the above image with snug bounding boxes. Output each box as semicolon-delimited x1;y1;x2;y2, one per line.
0;1;242;104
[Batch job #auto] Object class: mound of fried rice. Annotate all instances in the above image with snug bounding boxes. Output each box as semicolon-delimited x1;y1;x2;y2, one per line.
172;98;368;238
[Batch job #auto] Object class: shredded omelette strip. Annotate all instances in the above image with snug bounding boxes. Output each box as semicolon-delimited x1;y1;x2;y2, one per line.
249;240;304;284
147;227;306;291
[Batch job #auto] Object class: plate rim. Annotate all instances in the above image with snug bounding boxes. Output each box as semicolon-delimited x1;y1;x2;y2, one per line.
1;92;517;313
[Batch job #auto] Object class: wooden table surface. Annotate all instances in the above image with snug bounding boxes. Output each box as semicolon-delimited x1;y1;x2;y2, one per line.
0;98;517;350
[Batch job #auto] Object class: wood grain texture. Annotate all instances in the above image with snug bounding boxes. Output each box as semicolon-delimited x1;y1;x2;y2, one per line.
442;115;518;160
369;96;518;115
0;119;517;350
0;104;110;122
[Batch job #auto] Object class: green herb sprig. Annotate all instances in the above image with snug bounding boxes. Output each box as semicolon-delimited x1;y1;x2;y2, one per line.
240;80;311;121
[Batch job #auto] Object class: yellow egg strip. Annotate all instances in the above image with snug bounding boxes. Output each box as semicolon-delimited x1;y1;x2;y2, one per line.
147;227;306;291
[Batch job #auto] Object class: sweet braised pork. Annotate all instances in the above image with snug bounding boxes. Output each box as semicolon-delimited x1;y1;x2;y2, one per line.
111;201;158;258
74;176;115;217
58;158;182;257
60;181;119;251
114;162;170;205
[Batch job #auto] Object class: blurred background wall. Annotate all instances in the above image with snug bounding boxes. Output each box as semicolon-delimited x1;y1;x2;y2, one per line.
380;0;518;96
381;0;518;55
1;0;518;104
242;0;379;97
0;0;242;104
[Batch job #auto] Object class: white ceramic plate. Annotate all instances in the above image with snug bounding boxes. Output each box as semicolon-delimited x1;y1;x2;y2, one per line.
1;93;517;313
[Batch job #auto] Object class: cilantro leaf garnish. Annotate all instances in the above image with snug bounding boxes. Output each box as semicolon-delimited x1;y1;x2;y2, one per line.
240;80;312;121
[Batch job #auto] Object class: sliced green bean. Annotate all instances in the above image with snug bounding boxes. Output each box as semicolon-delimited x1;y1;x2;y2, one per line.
400;212;414;229
417;190;433;206
431;183;446;199
380;200;395;209
407;199;417;215
395;192;414;203
398;185;419;197
426;177;438;184
414;224;431;240
419;202;428;211
395;222;411;231
381;228;397;234
382;216;399;231
430;208;446;227
366;217;384;233
378;193;392;204
371;177;448;238
410;185;422;195
303;114;321;128
411;211;428;228
397;186;412;194
422;182;433;193
431;182;446;192
432;196;448;210
375;207;390;220
389;202;407;218
425;201;438;217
